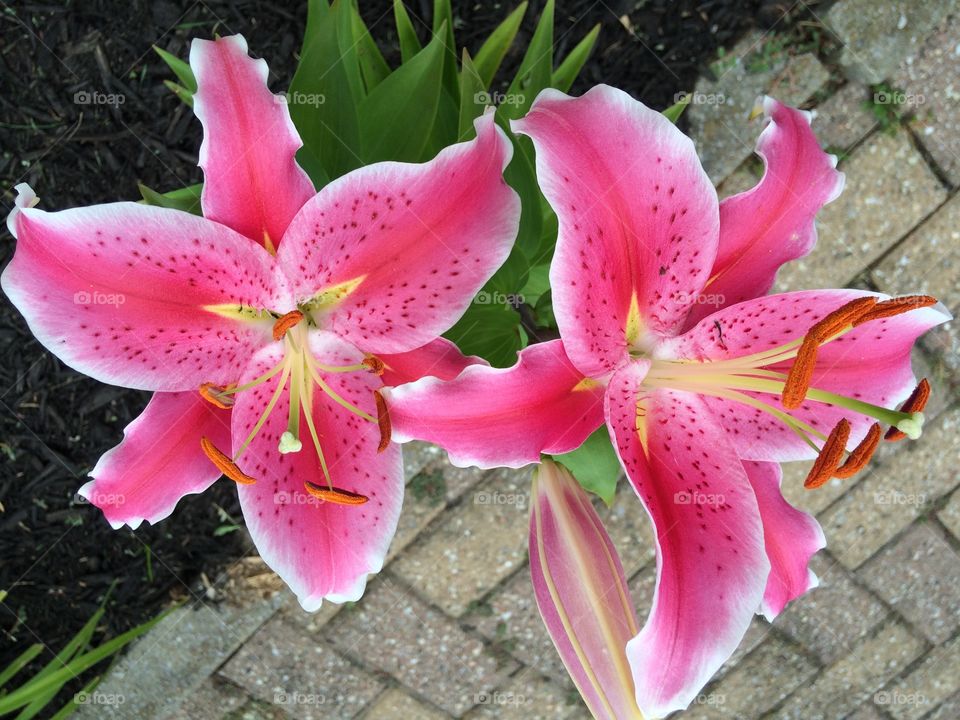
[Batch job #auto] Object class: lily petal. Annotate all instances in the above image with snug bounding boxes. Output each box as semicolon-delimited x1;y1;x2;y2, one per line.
684;97;844;328
512;85;719;377
663;290;951;461
377;337;487;386
278;112;520;355
605;364;769;718
530;459;643;720
744;461;825;620
232;332;403;610
2;191;289;391
191;35;315;249
384;340;605;469
79;391;232;529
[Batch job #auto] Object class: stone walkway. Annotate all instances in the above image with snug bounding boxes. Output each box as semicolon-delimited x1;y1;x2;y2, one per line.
76;2;960;718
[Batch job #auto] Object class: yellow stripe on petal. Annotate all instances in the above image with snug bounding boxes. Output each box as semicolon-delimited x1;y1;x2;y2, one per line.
625;292;643;346
302;275;367;313
202;303;274;323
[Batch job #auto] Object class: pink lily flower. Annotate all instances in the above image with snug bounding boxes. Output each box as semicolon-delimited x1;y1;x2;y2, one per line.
530;458;643;720
382;86;949;715
2;35;519;610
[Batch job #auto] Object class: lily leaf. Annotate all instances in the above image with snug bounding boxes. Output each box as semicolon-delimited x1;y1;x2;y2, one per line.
458;50;486;139
153;46;196;91
501;0;554;120
552;427;621;506
552;23;600;93
351;5;391;90
289;0;362;181
393;0;422;63
138;183;203;215
663;94;691;123
432;0;459;98
162;80;193;107
473;2;528;88
359;29;446;164
445;301;526;368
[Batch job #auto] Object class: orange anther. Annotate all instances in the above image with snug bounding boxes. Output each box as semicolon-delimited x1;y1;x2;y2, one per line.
853;295;937;327
782;297;879;410
884;378;931;441
834;422;881;479
374;390;391;453
272;310;304;341
303;481;369;505
362;356;385;375
804;419;851;489
200;437;256;485
199;382;234;410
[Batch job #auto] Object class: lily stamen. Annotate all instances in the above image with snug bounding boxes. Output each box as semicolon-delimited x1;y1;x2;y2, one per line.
834;422;881;479
200;436;256;484
199;382;235;409
885;378;931;441
362;356;386;375
272;309;304;341
853;295;937;326
303;481;369;505
804;419;850;489
375;390;391;452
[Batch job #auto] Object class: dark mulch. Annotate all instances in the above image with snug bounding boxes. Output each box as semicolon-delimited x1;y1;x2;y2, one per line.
0;0;782;709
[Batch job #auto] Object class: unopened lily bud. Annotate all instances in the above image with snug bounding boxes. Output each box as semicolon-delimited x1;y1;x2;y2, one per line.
529;459;643;720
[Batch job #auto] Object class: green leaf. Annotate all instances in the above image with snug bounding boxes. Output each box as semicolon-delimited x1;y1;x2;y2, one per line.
552;427;621;506
444;302;525;368
351;5;391;90
152;46;196;93
0;645;44;689
458;50;486;139
520;261;551;305
552;23;600;93
359;30;446;163
432;0;459;97
138;183;203;215
289;0;362;181
503;136;545;260
49;675;99;720
662;94;691;123
0;607;174;716
501;0;554;120
162;80;193;107
473;2;528;88
393;0;422;63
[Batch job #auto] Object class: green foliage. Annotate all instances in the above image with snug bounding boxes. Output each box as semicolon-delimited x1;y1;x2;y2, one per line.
552;427;622;506
138;182;203;214
0;593;173;717
865;83;907;135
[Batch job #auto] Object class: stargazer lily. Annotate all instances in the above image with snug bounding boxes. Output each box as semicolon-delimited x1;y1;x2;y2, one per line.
2;35;519;610
382;86;950;715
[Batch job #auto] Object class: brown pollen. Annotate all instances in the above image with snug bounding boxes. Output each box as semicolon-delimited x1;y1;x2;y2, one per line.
374;390;391;453
884;378;931;441
834;422;881;479
272;310;304;341
804;419;851;489
200;437;256;485
303;481;369;505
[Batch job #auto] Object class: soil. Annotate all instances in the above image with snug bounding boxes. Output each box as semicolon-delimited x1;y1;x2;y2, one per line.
0;0;785;712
